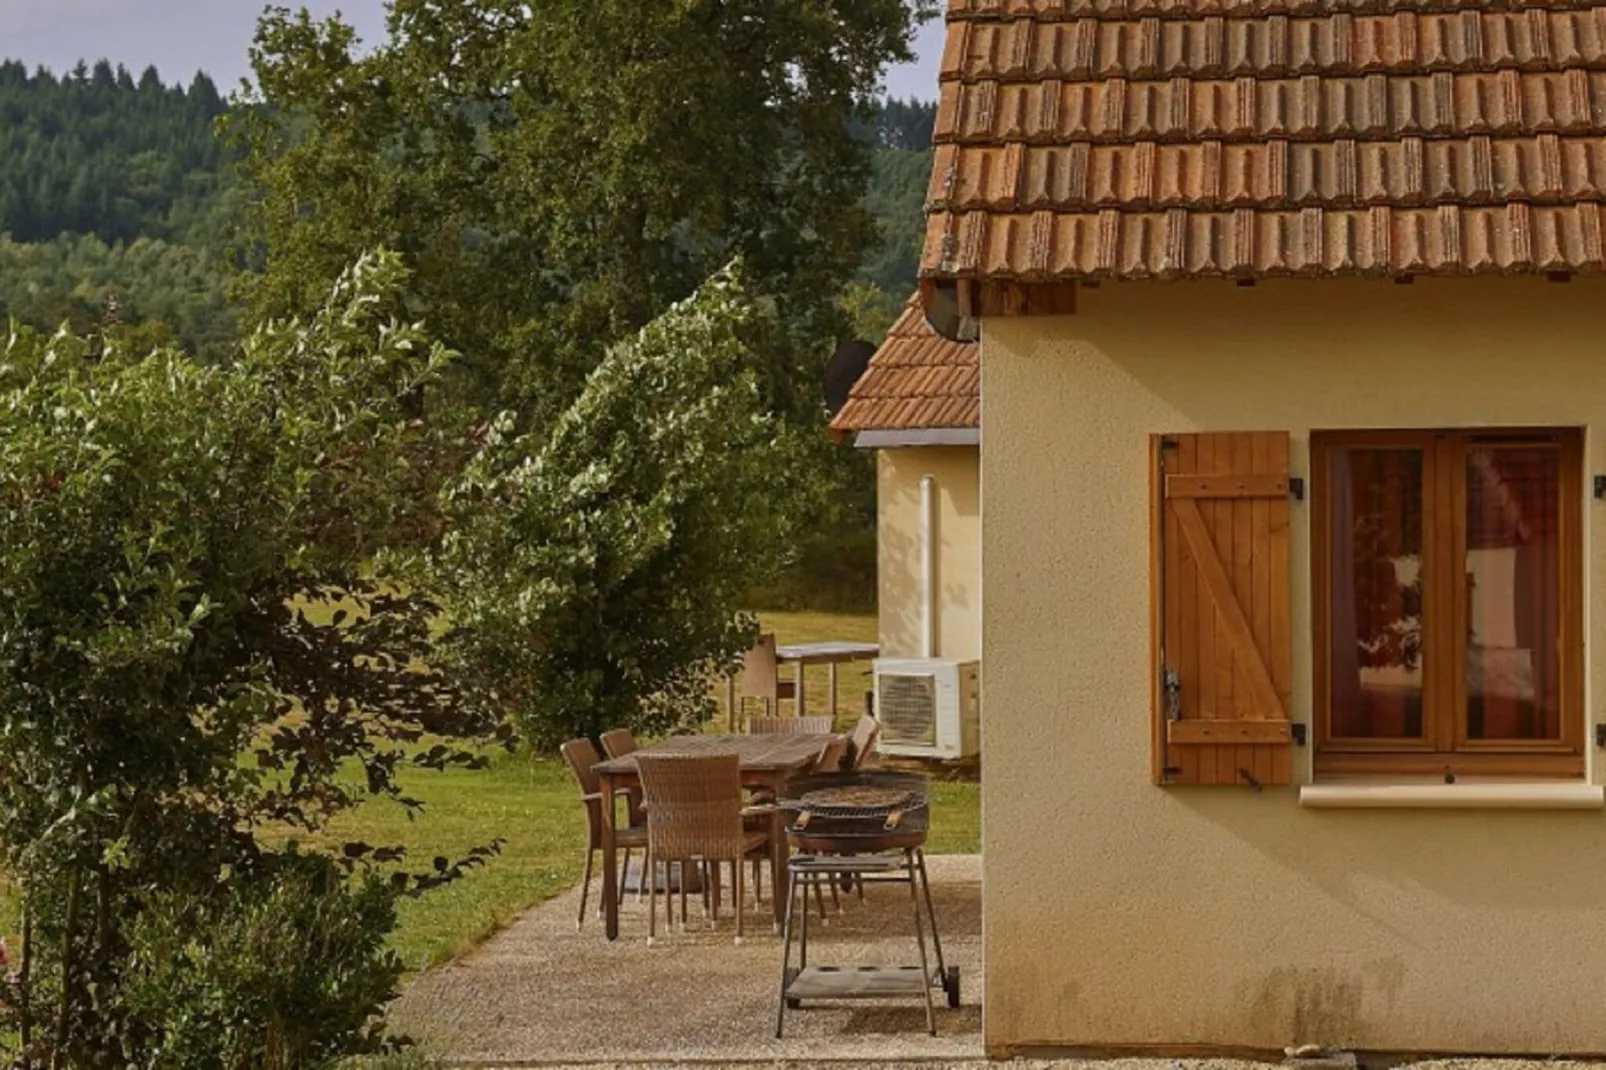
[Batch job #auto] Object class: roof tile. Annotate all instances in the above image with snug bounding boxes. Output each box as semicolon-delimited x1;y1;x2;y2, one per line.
830;297;981;433
924;202;1605;277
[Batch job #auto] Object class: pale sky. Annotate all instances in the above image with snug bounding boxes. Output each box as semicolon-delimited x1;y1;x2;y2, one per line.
0;1;944;100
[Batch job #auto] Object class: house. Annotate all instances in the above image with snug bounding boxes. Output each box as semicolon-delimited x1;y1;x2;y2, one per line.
921;0;1606;1058
832;295;980;666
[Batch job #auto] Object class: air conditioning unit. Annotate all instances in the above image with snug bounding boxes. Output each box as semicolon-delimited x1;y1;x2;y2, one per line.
873;658;980;760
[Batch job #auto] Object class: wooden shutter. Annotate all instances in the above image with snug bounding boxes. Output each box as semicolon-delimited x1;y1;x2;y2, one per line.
1151;432;1293;787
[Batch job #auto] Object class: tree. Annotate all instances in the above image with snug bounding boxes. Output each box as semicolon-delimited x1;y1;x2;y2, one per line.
430;264;815;748
0;252;505;1065
232;0;935;430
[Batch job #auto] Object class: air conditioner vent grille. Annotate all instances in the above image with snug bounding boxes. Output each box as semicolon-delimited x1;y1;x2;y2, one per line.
878;673;937;746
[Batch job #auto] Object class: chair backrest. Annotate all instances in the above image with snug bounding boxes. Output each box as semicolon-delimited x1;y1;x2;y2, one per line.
812;737;849;773
560;737;605;848
636;753;744;862
847;714;881;769
746;715;835;736
739;633;781;700
599;728;637;759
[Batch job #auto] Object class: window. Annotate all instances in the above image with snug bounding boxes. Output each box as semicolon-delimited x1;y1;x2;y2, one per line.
1312;429;1583;778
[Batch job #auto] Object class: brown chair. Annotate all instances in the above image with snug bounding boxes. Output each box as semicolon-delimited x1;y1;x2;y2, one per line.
746;715;835;736
846;713;881;769
560;738;648;932
739;633;796;719
637;753;771;945
599;729;647;827
599;728;637;759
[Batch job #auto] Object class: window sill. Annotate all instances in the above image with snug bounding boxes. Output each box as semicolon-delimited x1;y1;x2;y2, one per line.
1298;781;1604;810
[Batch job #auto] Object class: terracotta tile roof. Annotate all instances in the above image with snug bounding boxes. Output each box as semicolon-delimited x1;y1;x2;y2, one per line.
923;0;1606;280
830;296;979;433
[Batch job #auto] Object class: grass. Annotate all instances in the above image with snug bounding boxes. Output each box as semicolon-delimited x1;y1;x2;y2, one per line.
318;750;584;971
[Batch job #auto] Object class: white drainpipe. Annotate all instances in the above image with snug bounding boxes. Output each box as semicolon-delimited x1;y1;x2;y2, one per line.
920;474;938;659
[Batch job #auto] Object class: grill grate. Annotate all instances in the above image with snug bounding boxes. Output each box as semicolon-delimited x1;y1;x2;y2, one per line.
779;771;931;843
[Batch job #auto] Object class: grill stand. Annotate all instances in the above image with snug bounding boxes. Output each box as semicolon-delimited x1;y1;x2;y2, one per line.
774;849;958;1038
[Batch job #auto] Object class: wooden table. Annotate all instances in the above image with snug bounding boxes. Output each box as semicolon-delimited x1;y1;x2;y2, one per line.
594;733;841;941
775;641;879;717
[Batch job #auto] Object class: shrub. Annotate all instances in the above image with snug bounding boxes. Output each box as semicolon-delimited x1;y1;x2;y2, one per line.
121;853;403;1069
0;252;505;1066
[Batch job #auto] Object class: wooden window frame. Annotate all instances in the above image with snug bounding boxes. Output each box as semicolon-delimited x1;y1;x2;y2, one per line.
1312;428;1584;779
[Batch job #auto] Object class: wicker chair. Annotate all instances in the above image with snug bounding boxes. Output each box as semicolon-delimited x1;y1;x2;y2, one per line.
636;753;771;945
748;729;849;916
560;738;648;932
599;729;636;759
599;729;646;826
846;713;881;769
746;715;835;736
738;633;796;719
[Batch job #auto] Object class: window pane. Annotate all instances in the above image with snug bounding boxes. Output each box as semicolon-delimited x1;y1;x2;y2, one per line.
1328;448;1425;739
1465;445;1562;741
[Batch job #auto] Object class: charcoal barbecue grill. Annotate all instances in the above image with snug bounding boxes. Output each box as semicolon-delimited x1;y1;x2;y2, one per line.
774;771;959;1037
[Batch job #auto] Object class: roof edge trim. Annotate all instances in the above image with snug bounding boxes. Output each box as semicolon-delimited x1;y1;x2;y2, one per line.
854;429;981;449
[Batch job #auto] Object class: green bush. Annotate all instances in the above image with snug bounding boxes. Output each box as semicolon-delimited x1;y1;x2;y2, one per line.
121;854;403;1069
0;251;504;1066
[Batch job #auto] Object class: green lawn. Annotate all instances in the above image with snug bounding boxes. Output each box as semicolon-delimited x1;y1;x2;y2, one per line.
319;750;583;971
0;610;980;973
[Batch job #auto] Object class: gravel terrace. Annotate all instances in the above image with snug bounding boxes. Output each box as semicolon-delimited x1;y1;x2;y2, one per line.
391;854;983;1066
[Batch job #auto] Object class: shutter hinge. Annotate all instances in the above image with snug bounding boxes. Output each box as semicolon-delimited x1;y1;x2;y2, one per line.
1291;722;1308;746
1593;476;1606;500
1162;669;1182;720
1289;476;1305;502
1595;723;1606;749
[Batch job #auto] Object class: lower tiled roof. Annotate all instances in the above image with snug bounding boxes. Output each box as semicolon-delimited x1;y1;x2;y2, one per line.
830;296;980;434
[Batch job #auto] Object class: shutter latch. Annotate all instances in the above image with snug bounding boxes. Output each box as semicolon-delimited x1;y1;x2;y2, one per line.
1162;669;1182;720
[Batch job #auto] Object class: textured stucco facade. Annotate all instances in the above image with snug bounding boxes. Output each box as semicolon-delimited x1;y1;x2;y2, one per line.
877;446;981;663
981;276;1606;1057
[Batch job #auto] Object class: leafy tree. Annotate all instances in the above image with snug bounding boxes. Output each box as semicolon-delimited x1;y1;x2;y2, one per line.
863;96;937;150
430;264;815;748
232;0;936;430
0;233;237;359
858;142;934;297
0;252;505;1065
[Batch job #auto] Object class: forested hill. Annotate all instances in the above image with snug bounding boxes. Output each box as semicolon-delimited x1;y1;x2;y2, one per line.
0;61;234;245
0;65;931;355
0;61;239;357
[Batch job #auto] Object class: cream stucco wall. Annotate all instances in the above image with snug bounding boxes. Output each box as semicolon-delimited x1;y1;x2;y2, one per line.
877;446;981;662
983;276;1606;1056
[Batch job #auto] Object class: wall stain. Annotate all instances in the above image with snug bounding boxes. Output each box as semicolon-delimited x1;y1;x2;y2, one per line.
1244;958;1405;1047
